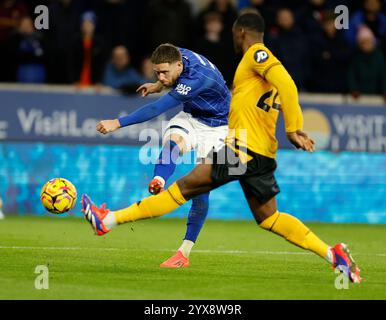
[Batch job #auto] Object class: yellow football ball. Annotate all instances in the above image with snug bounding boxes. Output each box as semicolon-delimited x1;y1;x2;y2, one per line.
40;178;77;214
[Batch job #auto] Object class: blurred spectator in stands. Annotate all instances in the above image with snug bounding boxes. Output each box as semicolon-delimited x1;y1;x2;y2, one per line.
309;11;352;93
245;0;286;31
0;0;28;82
238;6;260;16
0;197;4;220
196;1;238;85
46;0;84;84
103;45;145;92
68;11;106;87
267;8;309;91
297;0;330;36
346;0;386;46
93;0;130;51
144;0;192;53
244;0;267;17
239;0;351;30
194;12;234;85
93;0;147;61
9;16;46;83
348;26;386;99
0;0;27;42
140;56;157;83
196;0;237;42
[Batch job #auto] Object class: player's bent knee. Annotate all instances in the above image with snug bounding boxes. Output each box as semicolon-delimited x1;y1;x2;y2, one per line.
251;206;278;225
249;197;278;224
176;178;194;200
177;172;212;200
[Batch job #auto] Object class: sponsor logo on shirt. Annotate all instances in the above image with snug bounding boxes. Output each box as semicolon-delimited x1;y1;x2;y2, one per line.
176;83;192;95
254;50;269;63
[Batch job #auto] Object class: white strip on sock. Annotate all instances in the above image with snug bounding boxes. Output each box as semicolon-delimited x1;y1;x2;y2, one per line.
153;176;166;187
104;212;118;229
178;240;195;258
325;247;334;264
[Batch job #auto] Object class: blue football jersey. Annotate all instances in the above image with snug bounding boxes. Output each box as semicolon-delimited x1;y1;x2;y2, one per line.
168;48;231;127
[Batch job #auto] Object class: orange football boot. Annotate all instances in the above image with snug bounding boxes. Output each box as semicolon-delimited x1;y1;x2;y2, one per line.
160;251;190;268
332;243;361;283
81;194;111;236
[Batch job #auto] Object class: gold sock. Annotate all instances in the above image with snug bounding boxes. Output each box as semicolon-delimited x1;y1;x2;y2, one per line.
114;182;187;224
259;211;329;259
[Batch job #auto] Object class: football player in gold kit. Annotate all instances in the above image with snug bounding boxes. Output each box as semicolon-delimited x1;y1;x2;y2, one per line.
82;13;361;283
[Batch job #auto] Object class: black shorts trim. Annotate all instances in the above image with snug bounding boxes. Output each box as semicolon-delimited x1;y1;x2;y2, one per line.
209;144;280;204
166;125;190;135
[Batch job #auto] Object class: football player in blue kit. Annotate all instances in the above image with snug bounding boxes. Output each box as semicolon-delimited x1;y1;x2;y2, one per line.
94;43;231;268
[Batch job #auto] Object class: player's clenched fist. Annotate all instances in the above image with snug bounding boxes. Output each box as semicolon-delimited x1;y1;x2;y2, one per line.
286;130;316;152
96;119;121;135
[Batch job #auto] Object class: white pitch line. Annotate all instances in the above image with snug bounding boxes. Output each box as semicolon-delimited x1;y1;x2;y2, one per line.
0;246;385;257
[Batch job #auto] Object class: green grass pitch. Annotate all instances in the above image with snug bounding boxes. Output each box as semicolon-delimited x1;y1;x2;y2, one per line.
0;215;385;300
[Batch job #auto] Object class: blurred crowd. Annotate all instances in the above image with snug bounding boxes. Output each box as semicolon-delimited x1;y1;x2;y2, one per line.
1;0;386;99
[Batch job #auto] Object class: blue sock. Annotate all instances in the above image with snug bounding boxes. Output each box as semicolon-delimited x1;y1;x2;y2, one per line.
154;140;180;183
184;192;210;242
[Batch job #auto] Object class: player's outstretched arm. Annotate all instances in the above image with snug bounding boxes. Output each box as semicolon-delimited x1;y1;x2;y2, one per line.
136;81;164;97
265;64;315;152
96;93;181;135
